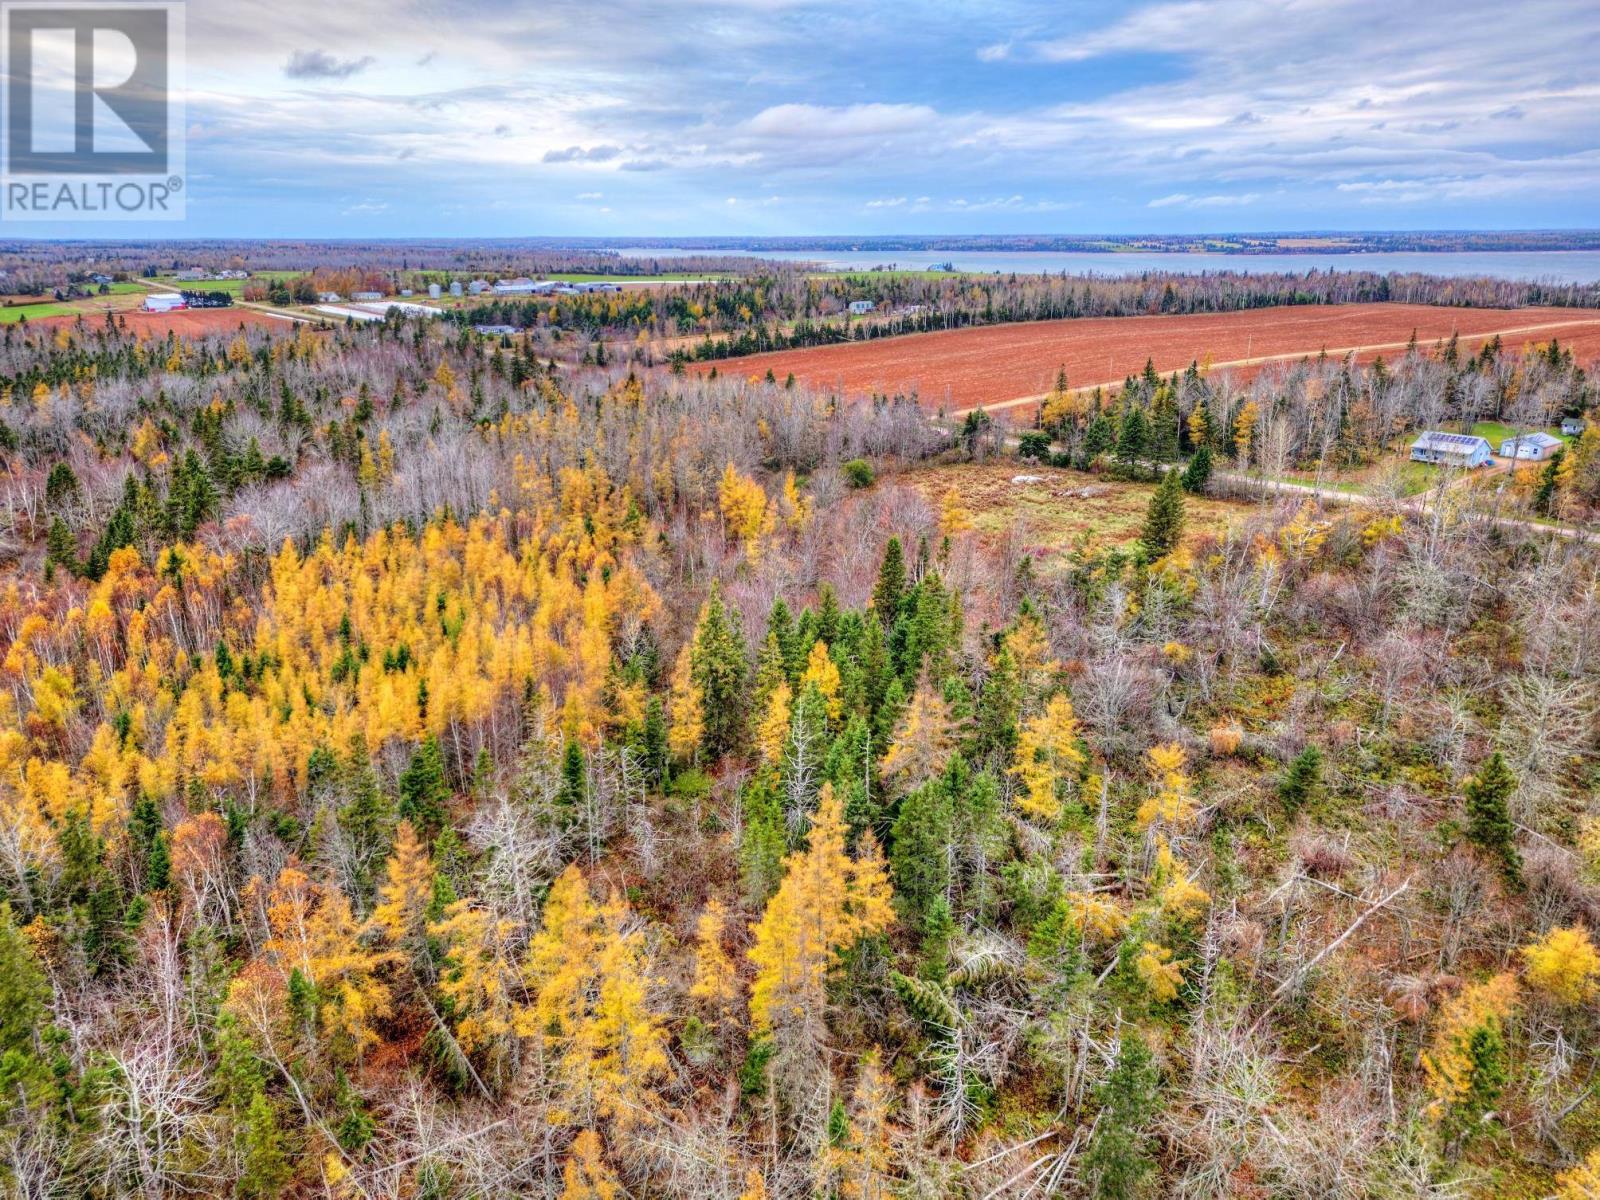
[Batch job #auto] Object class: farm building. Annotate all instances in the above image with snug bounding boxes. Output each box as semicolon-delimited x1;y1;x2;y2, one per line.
450;281;464;296
1500;431;1564;461
143;293;186;313
848;300;875;315
467;280;489;295
1409;431;1492;467
1562;416;1587;435
352;291;384;301
492;278;540;294
428;283;442;299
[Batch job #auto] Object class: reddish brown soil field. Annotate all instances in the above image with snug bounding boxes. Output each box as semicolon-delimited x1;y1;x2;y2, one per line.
30;307;287;337
709;304;1600;418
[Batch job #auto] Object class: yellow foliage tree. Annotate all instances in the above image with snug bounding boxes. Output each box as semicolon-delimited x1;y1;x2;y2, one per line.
518;865;669;1128
666;644;704;764
754;680;793;765
748;784;894;1034
429;899;523;1077
370;820;434;954
719;463;775;560
879;682;954;796
1135;941;1184;1003
560;1129;620;1200
1137;743;1196;830
800;641;843;722
1009;693;1083;822
1420;972;1519;1128
1521;925;1600;1006
1555;1148;1600;1200
689;898;741;1032
939;488;973;538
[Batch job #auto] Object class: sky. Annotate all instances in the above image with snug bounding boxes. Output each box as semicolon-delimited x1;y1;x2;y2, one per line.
19;0;1600;237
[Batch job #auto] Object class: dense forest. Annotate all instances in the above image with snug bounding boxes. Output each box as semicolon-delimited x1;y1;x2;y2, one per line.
1;307;1600;1199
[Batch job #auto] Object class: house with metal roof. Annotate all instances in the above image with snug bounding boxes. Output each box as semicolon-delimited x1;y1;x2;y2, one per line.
1499;431;1564;461
1409;431;1492;468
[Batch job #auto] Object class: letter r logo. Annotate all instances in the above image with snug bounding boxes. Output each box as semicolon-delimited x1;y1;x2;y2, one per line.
4;3;170;174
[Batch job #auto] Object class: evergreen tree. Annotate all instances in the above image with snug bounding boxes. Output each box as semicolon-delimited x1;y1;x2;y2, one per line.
397;735;451;840
690;588;749;760
872;536;906;628
1140;469;1186;558
1464;752;1521;884
560;740;587;823
1181;444;1213;493
239;1090;291;1198
889;776;953;937
44;516;77;576
1083;411;1115;463
1082;1030;1162;1200
1116;405;1150;468
1278;746;1322;813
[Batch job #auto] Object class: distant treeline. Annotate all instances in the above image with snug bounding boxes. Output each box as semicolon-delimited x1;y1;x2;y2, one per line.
0;240;772;282
452;268;1600;362
559;230;1600;254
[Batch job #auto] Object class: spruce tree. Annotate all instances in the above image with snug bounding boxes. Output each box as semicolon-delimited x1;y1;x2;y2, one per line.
1116;405;1150;468
239;1090;291;1198
1182;444;1213;493
872;536;906;628
1140;469;1186;558
397;735;450;840
1082;1030;1162;1200
889;778;953;934
690;587;749;760
1278;746;1322;813
1464;752;1521;884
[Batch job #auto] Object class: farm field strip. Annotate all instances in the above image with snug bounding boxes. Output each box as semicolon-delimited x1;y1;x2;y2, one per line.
708;303;1600;417
951;315;1600;417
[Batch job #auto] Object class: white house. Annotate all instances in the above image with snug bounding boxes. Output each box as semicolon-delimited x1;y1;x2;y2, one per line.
847;300;875;315
1499;431;1564;461
1562;416;1587;436
1409;431;1492;468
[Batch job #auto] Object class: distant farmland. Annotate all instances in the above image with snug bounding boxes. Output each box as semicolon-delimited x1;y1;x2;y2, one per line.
708;303;1600;418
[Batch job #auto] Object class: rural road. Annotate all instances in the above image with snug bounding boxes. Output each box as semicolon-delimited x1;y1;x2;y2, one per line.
1208;470;1595;540
948;316;1600;421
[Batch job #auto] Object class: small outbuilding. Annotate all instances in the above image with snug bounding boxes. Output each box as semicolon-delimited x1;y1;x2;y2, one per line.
1409;431;1492;468
1562;415;1587;436
1499;431;1564;461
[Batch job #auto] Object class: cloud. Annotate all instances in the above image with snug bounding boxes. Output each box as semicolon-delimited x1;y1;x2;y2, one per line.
742;103;938;141
283;49;375;79
1149;191;1262;208
977;42;1011;62
866;196;907;208
541;144;622;163
576;191;604;200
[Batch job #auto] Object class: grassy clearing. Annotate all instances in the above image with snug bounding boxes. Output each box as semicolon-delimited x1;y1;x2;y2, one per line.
0;302;79;323
897;461;1247;569
1471;419;1573;448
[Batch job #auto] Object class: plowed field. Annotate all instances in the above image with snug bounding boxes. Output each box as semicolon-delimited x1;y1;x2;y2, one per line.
708;304;1600;419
